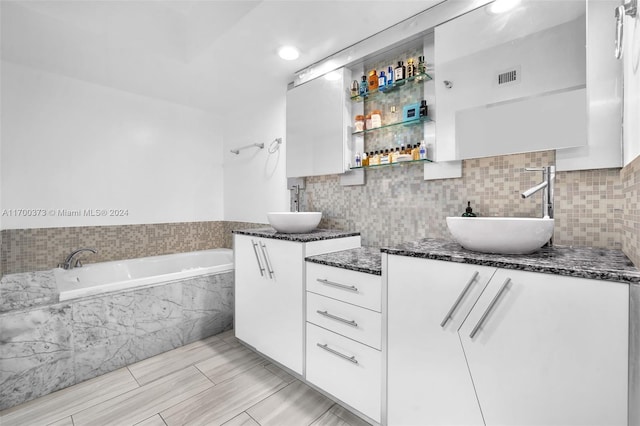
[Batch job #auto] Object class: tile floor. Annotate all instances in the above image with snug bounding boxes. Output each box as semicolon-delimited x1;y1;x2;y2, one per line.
0;330;371;426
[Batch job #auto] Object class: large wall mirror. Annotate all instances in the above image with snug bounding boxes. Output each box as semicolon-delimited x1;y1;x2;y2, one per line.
435;0;588;161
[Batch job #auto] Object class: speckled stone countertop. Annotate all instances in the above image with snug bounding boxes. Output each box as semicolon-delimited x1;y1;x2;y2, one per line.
381;238;640;284
306;247;382;276
233;227;360;243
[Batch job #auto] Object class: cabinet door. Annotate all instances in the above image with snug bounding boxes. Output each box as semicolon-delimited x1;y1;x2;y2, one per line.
459;268;629;426
235;235;304;374
286;68;350;178
387;255;495;426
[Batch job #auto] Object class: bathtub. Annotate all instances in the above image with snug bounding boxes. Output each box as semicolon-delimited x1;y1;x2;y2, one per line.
55;248;234;301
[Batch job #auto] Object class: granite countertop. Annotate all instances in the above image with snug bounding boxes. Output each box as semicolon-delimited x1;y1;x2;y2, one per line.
381;238;640;285
306;246;382;276
233;227;360;243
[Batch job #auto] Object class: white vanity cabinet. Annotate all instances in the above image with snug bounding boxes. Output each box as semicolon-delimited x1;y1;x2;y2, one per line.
386;256;495;425
234;233;360;375
305;262;382;422
458;268;629;426
386;255;629;426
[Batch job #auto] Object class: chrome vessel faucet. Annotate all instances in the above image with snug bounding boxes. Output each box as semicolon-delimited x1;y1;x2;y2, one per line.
291;184;301;212
59;248;97;270
521;165;555;219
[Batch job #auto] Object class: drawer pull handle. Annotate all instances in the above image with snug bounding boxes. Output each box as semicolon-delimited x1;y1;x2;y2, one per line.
316;310;358;327
251;240;265;277
316;278;358;292
316;343;358;364
259;242;274;279
440;271;479;328
469;278;511;339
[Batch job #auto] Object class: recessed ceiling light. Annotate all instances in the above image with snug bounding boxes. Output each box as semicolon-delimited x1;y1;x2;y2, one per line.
278;46;300;61
488;0;521;14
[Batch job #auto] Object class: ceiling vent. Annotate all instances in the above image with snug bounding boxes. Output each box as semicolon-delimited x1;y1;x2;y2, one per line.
496;66;521;87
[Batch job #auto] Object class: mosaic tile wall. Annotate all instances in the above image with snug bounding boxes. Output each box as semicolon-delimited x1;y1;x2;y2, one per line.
304;150;625;251
223;221;269;249
1;221;227;275
622;155;640;267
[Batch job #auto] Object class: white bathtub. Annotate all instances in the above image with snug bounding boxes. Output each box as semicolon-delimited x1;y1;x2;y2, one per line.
56;249;234;301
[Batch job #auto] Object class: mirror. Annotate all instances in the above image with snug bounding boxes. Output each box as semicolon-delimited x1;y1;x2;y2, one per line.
435;0;587;161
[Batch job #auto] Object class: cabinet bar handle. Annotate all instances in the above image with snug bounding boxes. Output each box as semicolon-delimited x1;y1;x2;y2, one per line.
440;271;479;328
316;343;358;364
316;310;358;327
251;240;265;277
316;278;358;292
469;278;511;339
259;242;274;279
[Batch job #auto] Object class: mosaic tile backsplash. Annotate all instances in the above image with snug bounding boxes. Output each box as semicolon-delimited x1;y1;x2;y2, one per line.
622;155;640;267
0;220;270;277
304;150;627;252
1;221;227;275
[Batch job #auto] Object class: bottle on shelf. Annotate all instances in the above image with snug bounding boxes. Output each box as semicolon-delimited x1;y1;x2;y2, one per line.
380;149;389;165
355;152;361;167
372;151;380;166
411;143;420;160
420;100;428;118
405;144;413;155
362;152;369;167
365;114;372;130
351;80;359;97
359;75;368;96
419;140;427;160
407;58;416;78
400;143;406;154
354;115;365;132
378;71;387;89
387;66;394;88
394;61;406;83
368;70;379;92
371;110;382;128
418;56;426;75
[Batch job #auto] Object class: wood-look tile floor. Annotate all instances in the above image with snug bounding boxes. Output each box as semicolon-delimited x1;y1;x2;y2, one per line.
0;330;371;426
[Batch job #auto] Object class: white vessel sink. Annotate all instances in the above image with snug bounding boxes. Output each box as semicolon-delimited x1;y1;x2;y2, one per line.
267;212;322;234
446;217;554;255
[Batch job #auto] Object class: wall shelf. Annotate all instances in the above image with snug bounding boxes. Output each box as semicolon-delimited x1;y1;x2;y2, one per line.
350;158;432;171
351;72;432;102
352;116;432;136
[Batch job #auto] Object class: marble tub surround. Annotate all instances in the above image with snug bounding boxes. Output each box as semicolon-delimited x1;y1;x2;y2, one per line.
0;270;58;312
305;247;382;275
233;227;360;243
0;271;234;410
381;238;640;284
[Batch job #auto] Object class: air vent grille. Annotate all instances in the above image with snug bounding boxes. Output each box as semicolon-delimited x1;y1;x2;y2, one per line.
498;69;518;85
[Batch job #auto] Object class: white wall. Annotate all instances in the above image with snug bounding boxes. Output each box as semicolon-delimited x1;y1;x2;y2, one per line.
1;62;224;229
222;87;289;223
623;6;640;165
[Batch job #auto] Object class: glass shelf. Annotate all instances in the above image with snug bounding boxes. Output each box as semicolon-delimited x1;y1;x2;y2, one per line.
351;72;432;102
352;116;432;136
350;158;432;171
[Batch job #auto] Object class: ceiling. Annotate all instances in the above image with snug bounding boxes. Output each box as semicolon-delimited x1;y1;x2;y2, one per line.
1;0;441;115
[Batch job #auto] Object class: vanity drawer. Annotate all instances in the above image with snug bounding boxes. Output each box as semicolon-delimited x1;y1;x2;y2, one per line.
306;262;381;312
306;292;381;349
306;323;381;422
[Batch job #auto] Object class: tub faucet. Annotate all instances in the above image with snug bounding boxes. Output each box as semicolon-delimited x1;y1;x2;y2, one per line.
59;248;97;270
291;184;301;212
521;165;555;219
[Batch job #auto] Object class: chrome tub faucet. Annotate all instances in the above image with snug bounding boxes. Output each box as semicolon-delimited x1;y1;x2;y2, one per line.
521;165;555;219
59;248;97;270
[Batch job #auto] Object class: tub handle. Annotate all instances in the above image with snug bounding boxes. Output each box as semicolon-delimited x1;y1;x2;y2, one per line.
259;242;275;279
251;240;265;277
